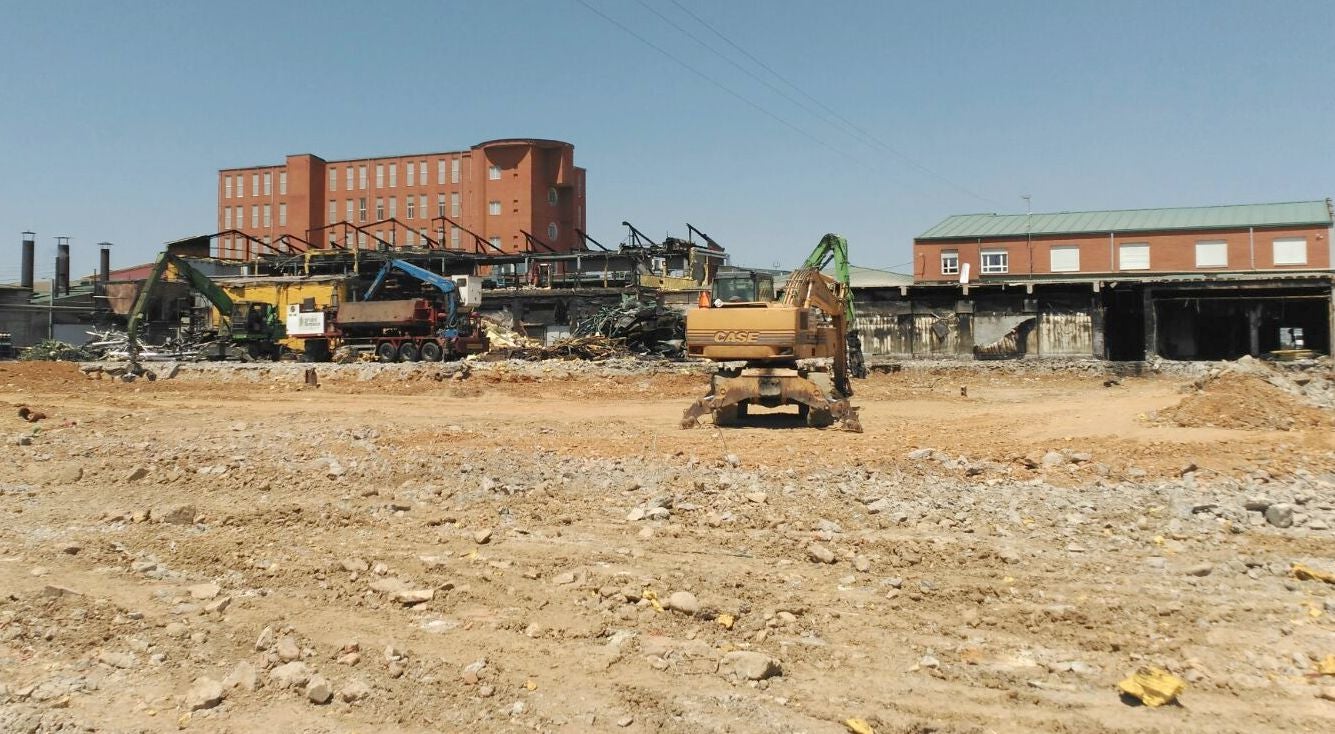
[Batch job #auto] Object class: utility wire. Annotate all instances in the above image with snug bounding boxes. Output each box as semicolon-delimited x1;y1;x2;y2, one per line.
663;0;1001;206
573;0;864;168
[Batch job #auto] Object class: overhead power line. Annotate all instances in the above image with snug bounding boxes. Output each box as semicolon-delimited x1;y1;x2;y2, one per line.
572;0;864;167
661;0;1001;206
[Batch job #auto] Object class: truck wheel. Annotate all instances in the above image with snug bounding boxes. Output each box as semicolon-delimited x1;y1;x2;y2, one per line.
398;342;420;362
376;342;398;363
419;340;443;362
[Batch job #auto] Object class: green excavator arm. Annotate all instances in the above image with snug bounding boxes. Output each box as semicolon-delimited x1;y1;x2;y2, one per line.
126;251;237;358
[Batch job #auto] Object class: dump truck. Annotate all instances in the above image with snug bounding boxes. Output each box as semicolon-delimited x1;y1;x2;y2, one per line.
680;234;865;431
290;258;486;362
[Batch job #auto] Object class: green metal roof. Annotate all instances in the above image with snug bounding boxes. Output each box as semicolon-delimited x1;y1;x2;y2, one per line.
918;200;1332;240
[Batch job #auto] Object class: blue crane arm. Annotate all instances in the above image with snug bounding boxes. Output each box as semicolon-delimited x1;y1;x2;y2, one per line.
363;259;460;327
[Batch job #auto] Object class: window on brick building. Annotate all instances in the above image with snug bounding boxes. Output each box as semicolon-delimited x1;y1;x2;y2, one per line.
1118;243;1150;270
437;194;446;218
250;205;259;228
1273;237;1307;265
940;250;959;275
262;204;271;228
547;222;558;240
346;199;354;222
224;208;232;228
251;173;259;196
488;164;501;180
388;197;396;218
548;187;558;205
329;200;337;223
358;198;367;222
451;192;460;217
358;165;367;190
278;203;287;227
389;163;397;188
406;163;414;187
437;160;446;185
1049;245;1080;272
224;177;232;199
418;195;426;220
263;172;272;196
451;159;460;184
451;226;460;249
489;236;502;251
279;172;287;195
980;249;1008;274
407;229;417;247
376;164;384;188
406;197;415;219
488;200;501;215
235;206;242;225
418;161;426;186
1194;240;1227;268
347;167;354;190
330;168;338;192
357;231;367;249
375;198;384;220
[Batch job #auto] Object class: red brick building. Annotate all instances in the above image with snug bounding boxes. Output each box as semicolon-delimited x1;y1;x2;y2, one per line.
215;138;585;259
913;200;1332;282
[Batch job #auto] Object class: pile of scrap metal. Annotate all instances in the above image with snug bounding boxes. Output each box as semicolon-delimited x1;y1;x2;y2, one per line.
83;328;231;362
572;297;685;357
486;334;633;361
19;339;96;362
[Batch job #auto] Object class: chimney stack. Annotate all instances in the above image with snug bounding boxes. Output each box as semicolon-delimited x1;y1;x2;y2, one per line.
20;231;35;289
55;236;70;297
98;242;112;284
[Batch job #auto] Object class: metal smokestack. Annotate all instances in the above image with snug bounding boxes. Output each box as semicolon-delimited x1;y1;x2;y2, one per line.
20;231;35;289
99;242;112;284
55;236;70;297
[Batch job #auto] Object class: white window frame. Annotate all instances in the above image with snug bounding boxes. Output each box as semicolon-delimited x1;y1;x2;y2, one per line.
406;196;415;219
418;161;427;186
548;187;558;205
346;199;354;222
451;226;460;249
980;248;1008;274
1118;243;1150;271
278;203;287;227
389;163;397;187
1272;237;1307;266
437;194;446;217
358;198;367;222
346;167;354;190
451;192;460;217
1194;240;1228;268
262;203;271;228
437;159;446;185
224;177;232;199
329;168;338;192
250;205;259;228
417;195;426;220
263;172;272;196
940;250;959;275
488;200;501;215
405;162;413;187
547;222;559;240
251;173;259;196
224;208;232;228
488;164;501;180
358;165;367;190
1049;245;1080;273
376;164;385;188
451;159;460;184
489;236;502;250
329;200;337;223
375;198;384;220
388;197;397;218
279;171;287;195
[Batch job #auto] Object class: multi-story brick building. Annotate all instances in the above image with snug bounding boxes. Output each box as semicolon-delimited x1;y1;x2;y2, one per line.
215;138;585;259
912;200;1332;282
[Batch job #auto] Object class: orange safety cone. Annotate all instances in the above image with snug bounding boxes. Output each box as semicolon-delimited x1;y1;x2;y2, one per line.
698;290;711;308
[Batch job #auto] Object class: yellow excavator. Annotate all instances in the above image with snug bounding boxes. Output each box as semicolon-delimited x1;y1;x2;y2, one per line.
681;234;865;432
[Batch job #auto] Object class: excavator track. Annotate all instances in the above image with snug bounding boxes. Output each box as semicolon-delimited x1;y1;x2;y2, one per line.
680;370;863;433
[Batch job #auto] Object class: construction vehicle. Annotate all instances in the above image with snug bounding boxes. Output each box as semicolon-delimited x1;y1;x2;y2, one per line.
126;251;284;362
291;259;486;362
681;234;865;432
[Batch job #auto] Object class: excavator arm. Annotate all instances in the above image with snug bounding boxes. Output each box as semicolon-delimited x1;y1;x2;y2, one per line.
794;233;865;379
126;252;237;360
363;258;460;327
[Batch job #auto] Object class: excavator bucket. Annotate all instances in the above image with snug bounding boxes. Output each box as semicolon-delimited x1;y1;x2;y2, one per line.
681;371;862;432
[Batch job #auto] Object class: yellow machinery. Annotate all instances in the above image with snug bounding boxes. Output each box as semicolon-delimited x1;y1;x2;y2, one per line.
680;234;863;431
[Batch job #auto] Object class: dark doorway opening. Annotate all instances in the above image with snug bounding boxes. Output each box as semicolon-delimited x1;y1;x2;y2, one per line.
1154;293;1330;360
1102;285;1145;360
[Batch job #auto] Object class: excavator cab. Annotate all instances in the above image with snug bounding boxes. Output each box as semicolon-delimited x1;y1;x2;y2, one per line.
712;270;775;304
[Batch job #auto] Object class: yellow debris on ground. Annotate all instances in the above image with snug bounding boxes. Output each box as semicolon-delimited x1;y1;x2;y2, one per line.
1117;667;1186;707
843;718;875;734
1318;655;1335;676
717;613;735;630
1292;564;1335;585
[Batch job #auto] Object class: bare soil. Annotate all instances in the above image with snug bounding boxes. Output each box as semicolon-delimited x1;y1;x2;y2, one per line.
1;360;1333;733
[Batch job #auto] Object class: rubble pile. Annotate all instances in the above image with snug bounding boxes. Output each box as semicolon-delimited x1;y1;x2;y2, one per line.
1158;356;1335;430
18;339;95;362
571;298;685;358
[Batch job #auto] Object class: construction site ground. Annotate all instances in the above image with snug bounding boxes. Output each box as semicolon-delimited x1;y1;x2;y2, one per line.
2;359;1333;733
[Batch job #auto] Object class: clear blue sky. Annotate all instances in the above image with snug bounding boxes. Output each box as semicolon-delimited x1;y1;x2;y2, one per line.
1;0;1331;281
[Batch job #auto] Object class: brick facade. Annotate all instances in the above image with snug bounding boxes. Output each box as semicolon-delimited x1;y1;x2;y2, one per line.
216;139;585;260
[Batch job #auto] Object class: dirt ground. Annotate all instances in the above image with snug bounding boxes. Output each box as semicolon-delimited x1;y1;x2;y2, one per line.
1;359;1333;733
